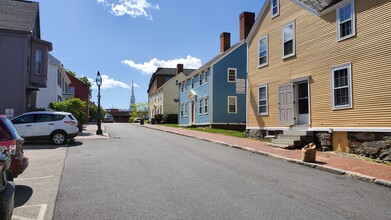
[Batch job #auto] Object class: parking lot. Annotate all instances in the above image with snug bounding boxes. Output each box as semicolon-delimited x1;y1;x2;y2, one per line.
11;142;67;220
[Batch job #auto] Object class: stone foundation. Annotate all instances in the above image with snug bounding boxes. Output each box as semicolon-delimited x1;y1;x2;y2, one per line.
315;132;332;151
348;132;391;161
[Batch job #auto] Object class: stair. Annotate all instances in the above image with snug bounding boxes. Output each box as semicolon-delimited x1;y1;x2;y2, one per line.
268;130;313;149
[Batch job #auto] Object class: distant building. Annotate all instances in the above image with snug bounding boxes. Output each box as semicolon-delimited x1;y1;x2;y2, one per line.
0;0;52;116
106;108;130;123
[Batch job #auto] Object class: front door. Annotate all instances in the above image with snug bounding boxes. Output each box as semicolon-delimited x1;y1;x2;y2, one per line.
278;84;294;126
191;101;195;125
296;81;309;125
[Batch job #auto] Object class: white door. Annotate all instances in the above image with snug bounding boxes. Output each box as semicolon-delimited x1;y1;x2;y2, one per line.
296;81;309;125
278;84;295;126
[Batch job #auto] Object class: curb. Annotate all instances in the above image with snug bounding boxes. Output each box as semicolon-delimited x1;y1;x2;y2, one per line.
142;125;391;188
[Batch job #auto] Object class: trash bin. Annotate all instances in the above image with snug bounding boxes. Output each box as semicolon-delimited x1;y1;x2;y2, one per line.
302;143;317;162
140;119;144;125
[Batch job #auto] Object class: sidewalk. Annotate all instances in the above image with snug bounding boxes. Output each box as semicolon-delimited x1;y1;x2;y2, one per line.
75;123;110;139
142;124;391;187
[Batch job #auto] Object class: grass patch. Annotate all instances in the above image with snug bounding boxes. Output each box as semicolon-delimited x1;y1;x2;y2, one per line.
186;127;247;138
160;124;181;128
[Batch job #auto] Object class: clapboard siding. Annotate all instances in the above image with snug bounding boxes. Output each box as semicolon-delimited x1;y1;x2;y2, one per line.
247;0;391;128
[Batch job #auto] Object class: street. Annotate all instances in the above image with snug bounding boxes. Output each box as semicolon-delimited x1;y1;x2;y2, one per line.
52;123;390;220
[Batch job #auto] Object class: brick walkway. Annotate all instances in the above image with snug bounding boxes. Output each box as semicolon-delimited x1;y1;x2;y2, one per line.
143;124;391;187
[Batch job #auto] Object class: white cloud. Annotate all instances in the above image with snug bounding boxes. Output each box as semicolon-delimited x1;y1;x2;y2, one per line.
97;0;159;20
87;75;131;90
121;55;202;75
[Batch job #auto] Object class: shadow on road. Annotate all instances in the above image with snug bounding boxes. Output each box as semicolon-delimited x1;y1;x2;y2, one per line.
14;185;33;207
23;140;83;150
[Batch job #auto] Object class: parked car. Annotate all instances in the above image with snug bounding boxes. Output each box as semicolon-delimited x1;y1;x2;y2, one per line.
0;115;29;180
103;114;114;123
12;111;78;145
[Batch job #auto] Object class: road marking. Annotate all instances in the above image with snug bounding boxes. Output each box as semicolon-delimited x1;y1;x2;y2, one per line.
15;176;54;181
13;204;47;220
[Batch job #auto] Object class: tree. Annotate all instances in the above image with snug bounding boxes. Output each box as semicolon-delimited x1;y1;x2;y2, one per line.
49;98;87;131
129;102;148;122
65;69;76;77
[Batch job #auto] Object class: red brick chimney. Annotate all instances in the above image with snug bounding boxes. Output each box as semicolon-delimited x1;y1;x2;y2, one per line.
177;63;184;74
240;12;255;41
220;32;231;53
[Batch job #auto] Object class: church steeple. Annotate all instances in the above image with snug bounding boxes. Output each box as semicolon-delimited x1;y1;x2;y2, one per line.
130;79;136;107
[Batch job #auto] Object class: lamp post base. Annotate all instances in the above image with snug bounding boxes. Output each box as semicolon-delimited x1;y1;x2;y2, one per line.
96;129;103;135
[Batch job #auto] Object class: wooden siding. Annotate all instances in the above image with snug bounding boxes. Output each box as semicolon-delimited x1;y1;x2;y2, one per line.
247;0;391;129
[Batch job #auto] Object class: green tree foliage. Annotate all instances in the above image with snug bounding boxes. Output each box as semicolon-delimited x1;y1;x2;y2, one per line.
65;69;76;77
129;102;148;122
89;104;106;122
49;98;87;131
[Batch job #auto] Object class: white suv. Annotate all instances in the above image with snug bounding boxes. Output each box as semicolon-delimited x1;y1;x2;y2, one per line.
12;111;79;145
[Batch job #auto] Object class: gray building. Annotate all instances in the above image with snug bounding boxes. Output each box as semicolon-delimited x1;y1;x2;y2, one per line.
0;0;52;117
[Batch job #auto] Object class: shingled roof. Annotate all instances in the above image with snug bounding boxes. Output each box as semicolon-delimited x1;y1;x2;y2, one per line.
147;67;196;93
297;0;343;13
0;0;39;33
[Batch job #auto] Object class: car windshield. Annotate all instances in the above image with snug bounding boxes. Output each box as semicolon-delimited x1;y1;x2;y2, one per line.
3;117;22;140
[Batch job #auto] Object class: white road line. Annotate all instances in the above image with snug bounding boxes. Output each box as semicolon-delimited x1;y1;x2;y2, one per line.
15;176;54;181
13;204;47;220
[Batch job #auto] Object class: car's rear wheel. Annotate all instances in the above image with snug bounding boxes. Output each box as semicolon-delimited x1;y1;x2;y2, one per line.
51;131;67;145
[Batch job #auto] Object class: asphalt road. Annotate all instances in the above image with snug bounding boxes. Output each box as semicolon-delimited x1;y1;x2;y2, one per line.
54;123;391;220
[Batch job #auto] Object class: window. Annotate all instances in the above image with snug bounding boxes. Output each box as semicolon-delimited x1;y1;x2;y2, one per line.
331;63;352;109
191;77;194;89
185;80;188;92
258;85;268;115
184;103;188;117
258;35;268;67
199;73;203;85
198;98;203;115
228;68;237;82
35;50;42;74
181;81;184;92
12;115;34;124
337;1;355;41
204;71;208;84
57;71;61;86
180;104;184;117
271;0;279;18
70;87;75;94
282;21;295;59
204;97;208;114
228;96;237;113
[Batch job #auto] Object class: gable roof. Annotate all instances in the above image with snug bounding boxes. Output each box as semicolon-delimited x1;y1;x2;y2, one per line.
246;0;349;44
0;0;39;34
147;67;195;93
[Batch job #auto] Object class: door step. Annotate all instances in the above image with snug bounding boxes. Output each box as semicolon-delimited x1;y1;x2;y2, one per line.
270;130;313;149
267;143;295;149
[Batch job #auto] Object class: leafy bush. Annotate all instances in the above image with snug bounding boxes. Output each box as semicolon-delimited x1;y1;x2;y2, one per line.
154;114;163;124
49;98;87;131
164;114;178;124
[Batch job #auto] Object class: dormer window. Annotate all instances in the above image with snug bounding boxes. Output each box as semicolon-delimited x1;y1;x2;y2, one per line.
337;0;355;41
271;0;279;18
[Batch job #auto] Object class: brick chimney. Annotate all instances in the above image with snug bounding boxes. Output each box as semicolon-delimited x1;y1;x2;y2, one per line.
240;12;255;41
220;32;231;53
177;63;184;74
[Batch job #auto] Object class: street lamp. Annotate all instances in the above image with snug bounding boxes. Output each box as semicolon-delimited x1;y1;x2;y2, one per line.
96;71;103;135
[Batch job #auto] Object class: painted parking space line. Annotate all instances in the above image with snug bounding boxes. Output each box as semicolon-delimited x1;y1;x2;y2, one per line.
12;204;47;220
15;176;54;181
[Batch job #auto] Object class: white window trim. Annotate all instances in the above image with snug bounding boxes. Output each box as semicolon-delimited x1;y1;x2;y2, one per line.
336;0;355;42
227;96;237;114
185;80;188;92
184;102;188;117
198;98;203;115
204;96;208;115
282;21;296;59
199;73;203;86
180;104;184;117
227;68;237;83
331;63;353;110
204;71;208;84
271;0;280;18
258;84;268;115
191;77;194;89
258;35;268;68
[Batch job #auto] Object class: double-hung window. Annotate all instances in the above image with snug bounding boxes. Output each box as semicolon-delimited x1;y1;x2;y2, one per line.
199;73;203;85
35;50;42;74
180;104;184;117
191;77;194;89
228;68;237;82
331;63;352;110
204;71;208;84
258;84;268;115
258;35;268;67
271;0;279;18
204;97;208;114
181;82;184;93
228;96;237;114
185;80;189;92
337;1;355;41
198;98;203;115
184;103;188;117
282;21;295;59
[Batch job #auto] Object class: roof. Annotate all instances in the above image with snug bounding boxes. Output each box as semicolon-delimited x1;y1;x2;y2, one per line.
147;67;196;93
296;0;343;13
0;0;39;33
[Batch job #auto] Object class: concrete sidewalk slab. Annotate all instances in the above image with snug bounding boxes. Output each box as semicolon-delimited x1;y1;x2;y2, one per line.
76;123;109;140
142;124;391;188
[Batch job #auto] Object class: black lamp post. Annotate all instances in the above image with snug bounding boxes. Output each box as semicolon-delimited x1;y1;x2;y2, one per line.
96;71;103;135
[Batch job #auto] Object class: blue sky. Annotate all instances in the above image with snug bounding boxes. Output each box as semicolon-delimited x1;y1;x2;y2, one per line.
36;0;264;109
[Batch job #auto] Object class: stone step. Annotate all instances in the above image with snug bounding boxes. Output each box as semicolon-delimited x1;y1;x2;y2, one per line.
283;130;312;136
267;143;294;149
271;138;301;147
277;134;302;141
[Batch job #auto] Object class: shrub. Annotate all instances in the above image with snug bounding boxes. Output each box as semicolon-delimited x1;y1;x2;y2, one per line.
164;114;178;124
154;114;163;124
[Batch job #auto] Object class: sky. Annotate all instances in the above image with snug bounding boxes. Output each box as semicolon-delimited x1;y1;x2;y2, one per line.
35;0;264;110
